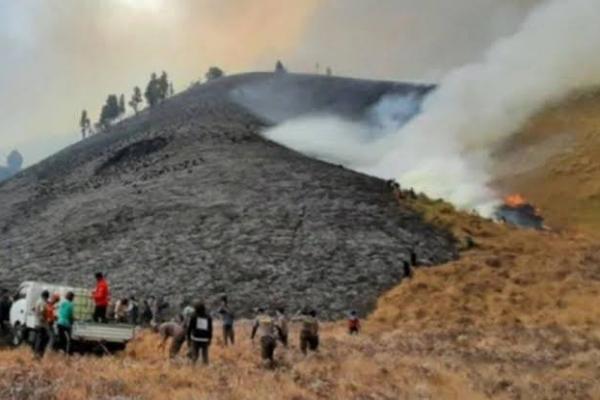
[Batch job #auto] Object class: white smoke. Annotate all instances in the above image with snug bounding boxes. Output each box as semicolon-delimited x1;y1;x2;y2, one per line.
264;0;600;215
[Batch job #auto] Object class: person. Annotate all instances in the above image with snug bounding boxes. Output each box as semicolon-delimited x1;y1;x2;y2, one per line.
275;307;289;347
56;292;75;354
297;309;320;355
187;302;213;365
217;296;235;346
114;298;129;323
46;293;60;350
348;310;361;335
128;296;139;325
402;260;413;280
157;320;186;359
0;294;12;336
33;291;51;359
92;272;110;323
141;299;153;326
251;308;279;366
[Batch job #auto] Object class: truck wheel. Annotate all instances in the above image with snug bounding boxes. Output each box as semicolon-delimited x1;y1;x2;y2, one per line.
11;323;25;347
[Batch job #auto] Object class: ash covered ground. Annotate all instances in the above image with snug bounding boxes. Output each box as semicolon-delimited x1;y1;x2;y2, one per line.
0;73;455;317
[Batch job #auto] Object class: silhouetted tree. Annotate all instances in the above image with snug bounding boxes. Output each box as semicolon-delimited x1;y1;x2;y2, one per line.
118;94;126;115
99;94;121;129
205;66;224;81
275;60;287;73
79;110;91;139
144;73;161;108
6;150;23;172
129;86;143;114
158;71;169;101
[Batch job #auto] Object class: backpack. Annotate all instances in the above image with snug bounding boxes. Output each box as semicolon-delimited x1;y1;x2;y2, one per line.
190;315;211;342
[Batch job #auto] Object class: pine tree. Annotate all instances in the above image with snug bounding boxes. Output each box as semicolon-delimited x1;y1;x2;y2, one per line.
158;71;169;101
118;94;126;115
129;86;143;114
275;60;287;73
144;73;161;108
99;94;121;129
80;110;91;139
205;66;224;81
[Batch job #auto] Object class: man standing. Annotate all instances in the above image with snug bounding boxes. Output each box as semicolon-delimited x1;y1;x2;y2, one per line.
251;308;279;366
275;308;289;347
157;320;186;359
298;309;320;355
218;296;235;346
56;292;75;354
33;291;51;359
187;302;213;365
0;294;12;336
92;272;110;323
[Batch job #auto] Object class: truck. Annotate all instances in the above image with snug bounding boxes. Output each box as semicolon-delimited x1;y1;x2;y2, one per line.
9;281;135;353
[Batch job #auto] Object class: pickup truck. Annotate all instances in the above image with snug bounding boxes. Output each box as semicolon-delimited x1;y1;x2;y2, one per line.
10;281;135;353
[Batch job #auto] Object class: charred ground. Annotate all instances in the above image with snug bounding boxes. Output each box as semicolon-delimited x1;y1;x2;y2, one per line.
0;73;454;317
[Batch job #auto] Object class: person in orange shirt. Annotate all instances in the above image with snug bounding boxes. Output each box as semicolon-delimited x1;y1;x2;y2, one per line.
92;272;110;323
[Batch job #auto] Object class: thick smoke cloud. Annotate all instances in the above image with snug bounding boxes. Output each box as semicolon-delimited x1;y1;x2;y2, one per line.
265;0;600;215
0;0;540;166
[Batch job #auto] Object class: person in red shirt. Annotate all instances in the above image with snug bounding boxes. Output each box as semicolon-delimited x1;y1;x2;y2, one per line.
92;272;110;323
348;310;361;335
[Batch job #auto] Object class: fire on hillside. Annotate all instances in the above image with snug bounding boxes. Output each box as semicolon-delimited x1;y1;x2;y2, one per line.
495;194;544;229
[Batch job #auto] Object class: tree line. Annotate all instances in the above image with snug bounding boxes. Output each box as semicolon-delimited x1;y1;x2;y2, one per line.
79;70;177;139
79;61;333;140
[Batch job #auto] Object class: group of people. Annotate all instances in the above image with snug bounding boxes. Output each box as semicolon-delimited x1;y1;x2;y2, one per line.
156;296;362;367
24;272;363;366
32;289;75;358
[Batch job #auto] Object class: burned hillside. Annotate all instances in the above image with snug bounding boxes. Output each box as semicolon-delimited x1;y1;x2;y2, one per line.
0;73;456;317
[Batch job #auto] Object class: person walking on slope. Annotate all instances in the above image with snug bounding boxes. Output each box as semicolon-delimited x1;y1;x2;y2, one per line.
275;307;289;347
251;308;280;366
92;272;110;323
33;290;51;359
157;320;186;359
348;310;361;335
187;302;213;365
56;292;75;354
296;309;320;355
217;296;235;346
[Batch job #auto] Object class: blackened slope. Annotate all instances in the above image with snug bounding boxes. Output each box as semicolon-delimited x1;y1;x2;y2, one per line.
0;73;454;317
230;72;434;123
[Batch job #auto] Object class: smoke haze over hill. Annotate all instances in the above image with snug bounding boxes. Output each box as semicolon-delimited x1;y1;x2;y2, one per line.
265;0;600;215
0;0;541;165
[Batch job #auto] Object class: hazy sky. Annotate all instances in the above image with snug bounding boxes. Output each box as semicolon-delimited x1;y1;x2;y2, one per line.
0;0;541;166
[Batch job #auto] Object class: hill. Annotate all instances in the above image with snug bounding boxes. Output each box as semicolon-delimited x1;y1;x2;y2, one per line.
0;73;454;317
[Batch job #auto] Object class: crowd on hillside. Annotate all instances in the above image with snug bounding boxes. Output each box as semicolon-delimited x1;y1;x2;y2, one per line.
7;272;362;367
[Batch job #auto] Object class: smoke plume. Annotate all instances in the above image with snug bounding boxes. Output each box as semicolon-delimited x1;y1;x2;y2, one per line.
265;0;600;215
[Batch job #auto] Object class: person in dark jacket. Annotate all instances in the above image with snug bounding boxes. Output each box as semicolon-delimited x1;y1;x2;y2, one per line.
187;301;213;365
0;294;12;336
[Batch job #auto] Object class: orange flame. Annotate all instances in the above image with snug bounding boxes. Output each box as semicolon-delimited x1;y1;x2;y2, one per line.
504;193;527;207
